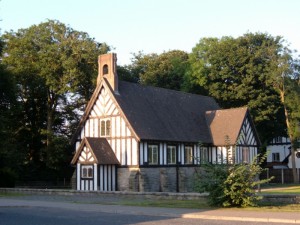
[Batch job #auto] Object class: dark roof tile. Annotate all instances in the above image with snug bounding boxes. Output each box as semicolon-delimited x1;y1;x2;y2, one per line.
114;81;220;143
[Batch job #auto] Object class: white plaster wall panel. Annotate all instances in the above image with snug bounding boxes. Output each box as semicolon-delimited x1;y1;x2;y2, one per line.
89;119;94;137
111;107;118;116
80;128;84;139
111;117;116;138
99;165;104;190
106;99;114;115
116;116;120;137
139;142;144;165
94;119;98;137
91;101;100;116
111;139;116;154
116;139;121;163
121;118;126;137
180;144;184;164
121;139;126;165
104;165;107;191
194;144;197;164
77;163;80;190
94;164;97;190
81;180;84;190
90;108;97;117
144;142;148;163
112;166;116;191
126;127;131;136
212;147;217;164
163;143;167;165
75;141;80;152
132;139;138;165
89;180;93;191
127;139;132;165
95;99;103;116
84;121;89;137
160;143;163;165
108;165;112;191
177;144;180;163
222;147;227;163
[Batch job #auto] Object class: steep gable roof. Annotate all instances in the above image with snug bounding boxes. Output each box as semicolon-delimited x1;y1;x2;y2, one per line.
205;107;248;146
114;81;220;143
71;137;119;165
72;79;220;144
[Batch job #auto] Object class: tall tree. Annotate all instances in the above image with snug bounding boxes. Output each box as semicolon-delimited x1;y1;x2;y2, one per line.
269;44;300;183
128;50;189;90
186;33;287;144
2;20;110;148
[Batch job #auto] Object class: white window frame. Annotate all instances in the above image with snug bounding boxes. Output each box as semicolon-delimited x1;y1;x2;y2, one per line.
100;119;111;137
148;145;158;165
81;165;93;178
272;153;280;162
242;147;250;163
167;145;176;164
184;146;193;164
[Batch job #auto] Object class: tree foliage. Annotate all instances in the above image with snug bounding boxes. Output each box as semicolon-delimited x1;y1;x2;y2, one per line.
186;33;289;143
1;20;110;184
127;50;189;90
2;19;109;144
195;153;272;207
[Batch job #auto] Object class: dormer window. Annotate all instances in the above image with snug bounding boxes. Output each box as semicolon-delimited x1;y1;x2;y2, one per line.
103;64;108;75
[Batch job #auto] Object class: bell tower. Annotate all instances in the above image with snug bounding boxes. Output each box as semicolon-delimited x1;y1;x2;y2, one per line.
97;53;118;94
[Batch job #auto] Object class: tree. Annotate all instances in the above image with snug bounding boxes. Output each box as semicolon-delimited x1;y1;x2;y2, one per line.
269;44;300;183
128;50;189;90
186;33;288;144
1;20;110;182
1;20;109;148
0;35;23;186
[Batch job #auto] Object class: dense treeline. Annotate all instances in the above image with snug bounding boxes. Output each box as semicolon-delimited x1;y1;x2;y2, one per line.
1;20;299;186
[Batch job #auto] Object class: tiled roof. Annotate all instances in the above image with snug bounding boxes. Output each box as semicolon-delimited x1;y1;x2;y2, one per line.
205;107;248;146
71;137;119;165
114;81;220;143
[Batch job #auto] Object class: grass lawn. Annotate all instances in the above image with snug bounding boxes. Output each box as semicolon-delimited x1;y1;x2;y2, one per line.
117;184;300;211
260;184;300;194
116;198;300;212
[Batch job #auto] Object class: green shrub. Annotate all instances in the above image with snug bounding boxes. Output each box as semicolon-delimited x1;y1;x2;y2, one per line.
194;153;272;207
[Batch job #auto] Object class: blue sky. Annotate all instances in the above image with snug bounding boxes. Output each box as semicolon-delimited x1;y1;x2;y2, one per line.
1;0;300;65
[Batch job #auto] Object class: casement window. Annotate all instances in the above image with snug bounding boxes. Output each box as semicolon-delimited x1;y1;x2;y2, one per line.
81;165;93;178
148;145;158;165
242;147;250;163
272;153;280;162
100;119;111;137
184;146;193;164
275;137;282;143
200;147;208;163
167;145;176;164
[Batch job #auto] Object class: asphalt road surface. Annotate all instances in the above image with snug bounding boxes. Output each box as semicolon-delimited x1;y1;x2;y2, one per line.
0;205;297;225
1;195;299;225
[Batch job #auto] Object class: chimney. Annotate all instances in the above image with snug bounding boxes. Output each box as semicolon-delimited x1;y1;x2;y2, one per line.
97;53;118;94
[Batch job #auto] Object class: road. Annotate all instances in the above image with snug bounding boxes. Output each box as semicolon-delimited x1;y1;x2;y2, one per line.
0;196;299;225
0;206;295;225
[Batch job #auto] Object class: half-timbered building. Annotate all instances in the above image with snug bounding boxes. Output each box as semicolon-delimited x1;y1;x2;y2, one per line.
71;53;260;192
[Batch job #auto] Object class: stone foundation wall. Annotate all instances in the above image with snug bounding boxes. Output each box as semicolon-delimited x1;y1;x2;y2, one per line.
117;166;203;192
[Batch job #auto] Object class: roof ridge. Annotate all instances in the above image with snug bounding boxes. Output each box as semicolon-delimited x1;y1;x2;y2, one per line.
119;80;214;99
